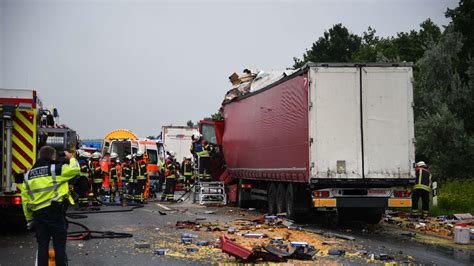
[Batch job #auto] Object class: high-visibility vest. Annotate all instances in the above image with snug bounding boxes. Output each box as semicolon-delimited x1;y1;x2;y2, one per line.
414;168;432;192
192;142;210;157
21;158;80;221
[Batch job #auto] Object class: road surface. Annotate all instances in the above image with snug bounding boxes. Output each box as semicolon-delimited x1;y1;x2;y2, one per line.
0;192;472;265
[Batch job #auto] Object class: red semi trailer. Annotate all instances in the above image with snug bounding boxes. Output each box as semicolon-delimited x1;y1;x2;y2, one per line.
201;63;416;222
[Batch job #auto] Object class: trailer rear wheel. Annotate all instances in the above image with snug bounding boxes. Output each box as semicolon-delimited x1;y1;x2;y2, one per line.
276;183;287;214
267;183;277;214
363;208;383;224
286;183;297;220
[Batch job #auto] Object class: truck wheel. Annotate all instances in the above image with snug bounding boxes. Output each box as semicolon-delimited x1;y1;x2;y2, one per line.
276;183;287;214
237;180;251;208
286;183;298;220
363;208;383;224
267;183;277;214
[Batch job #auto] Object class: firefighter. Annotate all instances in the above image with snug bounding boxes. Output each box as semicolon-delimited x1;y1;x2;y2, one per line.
157;155;165;193
121;155;133;201
21;146;80;266
162;151;179;201
128;155;138;201
90;152;104;205
108;153;119;203
190;132;212;181
134;151;148;203
181;156;194;191
412;161;434;218
74;151;90;208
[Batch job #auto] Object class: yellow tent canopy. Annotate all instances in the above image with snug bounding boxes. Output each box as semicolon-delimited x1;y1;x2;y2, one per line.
104;129;138;140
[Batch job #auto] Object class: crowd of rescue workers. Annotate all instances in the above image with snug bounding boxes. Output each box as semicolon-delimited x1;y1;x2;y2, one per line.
73;132;213;207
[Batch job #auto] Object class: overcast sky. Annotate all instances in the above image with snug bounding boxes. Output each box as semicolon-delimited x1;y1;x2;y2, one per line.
0;0;458;139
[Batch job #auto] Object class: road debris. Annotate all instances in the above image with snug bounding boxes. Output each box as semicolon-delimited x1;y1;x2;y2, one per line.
382;211;474;240
134;241;151;249
155;249;169;255
328;249;346;256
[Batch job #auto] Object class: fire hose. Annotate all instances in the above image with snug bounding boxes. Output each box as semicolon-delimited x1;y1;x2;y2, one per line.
65;202;144;241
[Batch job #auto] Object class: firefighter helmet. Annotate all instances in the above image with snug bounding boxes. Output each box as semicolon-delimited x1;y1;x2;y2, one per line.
168;150;176;157
91;152;101;159
136;151;144;158
192;132;201;141
110;152;119;160
416;161;427;168
125;155;132;161
83;152;92;158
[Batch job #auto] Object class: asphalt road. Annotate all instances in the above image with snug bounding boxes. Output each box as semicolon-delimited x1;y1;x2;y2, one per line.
0;192;473;265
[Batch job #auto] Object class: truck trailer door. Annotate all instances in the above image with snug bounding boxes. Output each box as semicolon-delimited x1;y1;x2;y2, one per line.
309;67;363;179
361;67;415;179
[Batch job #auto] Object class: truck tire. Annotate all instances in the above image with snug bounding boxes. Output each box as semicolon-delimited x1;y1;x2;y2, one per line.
286;183;298;220
267;183;277;214
276;183;287;214
363;208;383;224
237;180;251;208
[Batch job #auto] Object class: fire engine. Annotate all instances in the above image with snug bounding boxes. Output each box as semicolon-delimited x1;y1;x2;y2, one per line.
0;89;77;222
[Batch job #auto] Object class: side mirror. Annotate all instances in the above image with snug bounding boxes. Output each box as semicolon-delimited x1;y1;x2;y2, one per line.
53;108;59;118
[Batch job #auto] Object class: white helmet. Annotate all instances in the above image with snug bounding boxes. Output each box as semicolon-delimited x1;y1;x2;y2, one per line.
416;161;427;168
91;152;101;159
136;151;144;157
110;152;119;160
125;155;132;160
192;132;202;141
83;152;92;159
168;150;176;157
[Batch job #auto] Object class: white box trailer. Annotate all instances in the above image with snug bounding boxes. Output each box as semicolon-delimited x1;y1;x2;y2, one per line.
162;126;197;162
308;65;415;180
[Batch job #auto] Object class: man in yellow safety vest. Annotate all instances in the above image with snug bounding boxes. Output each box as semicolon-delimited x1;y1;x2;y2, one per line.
21;146;80;266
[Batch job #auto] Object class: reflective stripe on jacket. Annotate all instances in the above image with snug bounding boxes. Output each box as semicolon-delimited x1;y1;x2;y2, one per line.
182;161;193;176
79;160;89;177
21;158;80;221
109;162;118;181
137;160;148;180
414;168;432;192
90;160;104;183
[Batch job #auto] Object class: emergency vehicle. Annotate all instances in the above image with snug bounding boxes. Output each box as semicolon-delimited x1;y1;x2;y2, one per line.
102;129;160;198
0;89;77;221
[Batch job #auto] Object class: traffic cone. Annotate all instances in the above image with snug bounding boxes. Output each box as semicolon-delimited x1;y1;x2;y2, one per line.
48;248;55;266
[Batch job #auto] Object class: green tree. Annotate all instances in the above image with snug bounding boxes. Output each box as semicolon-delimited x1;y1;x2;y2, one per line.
446;0;474;79
186;120;195;127
293;24;361;68
415;27;474;178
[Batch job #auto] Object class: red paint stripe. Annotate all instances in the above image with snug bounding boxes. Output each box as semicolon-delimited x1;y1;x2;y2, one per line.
13;117;33;138
20;111;34;123
12;142;33;165
12;156;28;172
0;98;33;105
13;130;33;151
